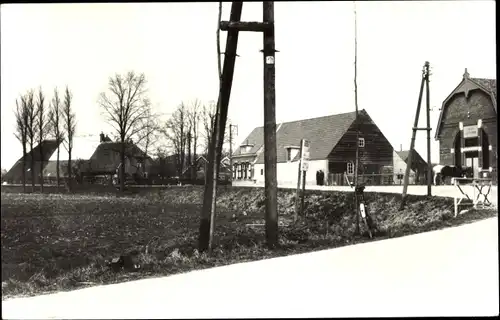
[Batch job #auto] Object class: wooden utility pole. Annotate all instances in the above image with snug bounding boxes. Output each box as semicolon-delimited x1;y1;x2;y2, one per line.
425;65;432;196
400;61;431;210
353;2;361;235
199;1;279;251
262;1;278;248
199;2;243;252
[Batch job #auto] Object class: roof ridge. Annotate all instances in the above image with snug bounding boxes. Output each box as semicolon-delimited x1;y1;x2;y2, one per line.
470;77;496;81
250;110;358;130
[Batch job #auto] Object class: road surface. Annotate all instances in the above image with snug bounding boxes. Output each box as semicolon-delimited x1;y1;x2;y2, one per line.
2;217;498;319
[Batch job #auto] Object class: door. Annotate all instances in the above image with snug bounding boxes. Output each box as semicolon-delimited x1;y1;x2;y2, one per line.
465;156;479;178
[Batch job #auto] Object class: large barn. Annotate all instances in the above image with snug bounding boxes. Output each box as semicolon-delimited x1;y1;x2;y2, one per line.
434;69;497;182
231;109;396;186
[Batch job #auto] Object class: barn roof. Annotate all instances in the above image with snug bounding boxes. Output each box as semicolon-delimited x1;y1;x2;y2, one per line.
43;160;69;177
435;69;497;140
49;136;101;162
3;140;60;181
472;78;497;102
397;150;428;167
234;110;359;164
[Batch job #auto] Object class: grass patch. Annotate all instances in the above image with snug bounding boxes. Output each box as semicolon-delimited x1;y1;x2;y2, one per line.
1;186;497;299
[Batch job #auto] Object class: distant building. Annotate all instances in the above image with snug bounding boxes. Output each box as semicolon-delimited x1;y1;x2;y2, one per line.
4;132;152;185
231;109;396;186
434;69;496;182
393;149;429;185
3;140;59;184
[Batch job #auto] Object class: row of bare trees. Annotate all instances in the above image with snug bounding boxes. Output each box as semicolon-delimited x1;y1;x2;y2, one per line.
11;71;231;193
98;71;231;190
14;86;75;193
163;99;231;177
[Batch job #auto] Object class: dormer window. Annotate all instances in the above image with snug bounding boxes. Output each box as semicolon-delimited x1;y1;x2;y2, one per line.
240;141;255;154
284;145;300;162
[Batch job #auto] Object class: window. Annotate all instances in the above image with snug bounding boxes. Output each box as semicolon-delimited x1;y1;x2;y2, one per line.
347;162;354;175
358;137;365;148
261;169;264;175
285;147;300;162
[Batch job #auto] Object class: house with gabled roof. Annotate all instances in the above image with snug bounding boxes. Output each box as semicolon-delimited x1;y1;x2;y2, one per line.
43;133;150;177
3;140;60;184
434;68;496;181
392;148;429;185
232;109;395;186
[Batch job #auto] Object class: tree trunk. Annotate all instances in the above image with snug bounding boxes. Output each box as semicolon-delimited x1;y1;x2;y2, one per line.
39;142;44;193
56;144;60;188
21;143;27;193
30;142;35;192
67;149;72;192
120;140;126;192
193;136;198;180
187;133;192;180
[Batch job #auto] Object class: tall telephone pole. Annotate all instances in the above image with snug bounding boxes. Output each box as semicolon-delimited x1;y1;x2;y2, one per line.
262;1;278;248
199;1;279;251
400;61;432;210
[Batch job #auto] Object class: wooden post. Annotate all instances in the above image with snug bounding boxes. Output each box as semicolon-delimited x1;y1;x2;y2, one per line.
460;122;465;170
199;2;243;253
425;66;432;196
294;144;304;221
263;1;278;248
229;123;233;183
401;62;428;210
300;170;306;215
477;119;483;175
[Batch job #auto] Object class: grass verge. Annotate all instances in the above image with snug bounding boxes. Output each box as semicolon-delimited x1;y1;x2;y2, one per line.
1;186;497;299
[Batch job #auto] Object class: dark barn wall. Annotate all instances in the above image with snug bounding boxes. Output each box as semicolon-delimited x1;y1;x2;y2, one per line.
437;90;497;171
328;111;393;169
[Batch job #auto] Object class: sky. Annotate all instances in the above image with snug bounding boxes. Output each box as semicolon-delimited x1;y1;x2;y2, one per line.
1;1;496;170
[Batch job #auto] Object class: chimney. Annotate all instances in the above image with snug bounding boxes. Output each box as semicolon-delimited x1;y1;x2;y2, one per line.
99;132;105;143
400;144;402;152
463;68;469;80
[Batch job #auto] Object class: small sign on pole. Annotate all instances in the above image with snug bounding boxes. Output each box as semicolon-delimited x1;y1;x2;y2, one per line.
295;139;311;221
300;139;310;172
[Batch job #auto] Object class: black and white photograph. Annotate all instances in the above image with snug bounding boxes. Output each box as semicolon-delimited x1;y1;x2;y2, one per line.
1;1;498;318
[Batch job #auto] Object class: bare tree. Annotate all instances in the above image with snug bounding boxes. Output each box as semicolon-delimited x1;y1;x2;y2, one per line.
62;86;76;191
99;71;151;192
24;90;38;192
163;102;189;176
135;104;160;159
36;87;51;192
14;94;29;192
201;101;217;156
48;87;64;188
200;101;230;156
187;99;201;179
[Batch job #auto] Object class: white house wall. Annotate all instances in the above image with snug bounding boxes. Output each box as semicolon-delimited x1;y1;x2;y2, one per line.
254;160;329;186
392;150;416;184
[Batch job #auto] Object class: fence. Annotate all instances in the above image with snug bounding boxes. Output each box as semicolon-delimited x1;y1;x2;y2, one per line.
326;173;426;186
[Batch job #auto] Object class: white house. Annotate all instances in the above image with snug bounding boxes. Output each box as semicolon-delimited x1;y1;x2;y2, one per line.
231;109;397;186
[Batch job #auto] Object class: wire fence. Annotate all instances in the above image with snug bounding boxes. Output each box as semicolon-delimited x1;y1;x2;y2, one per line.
327;173;431;186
